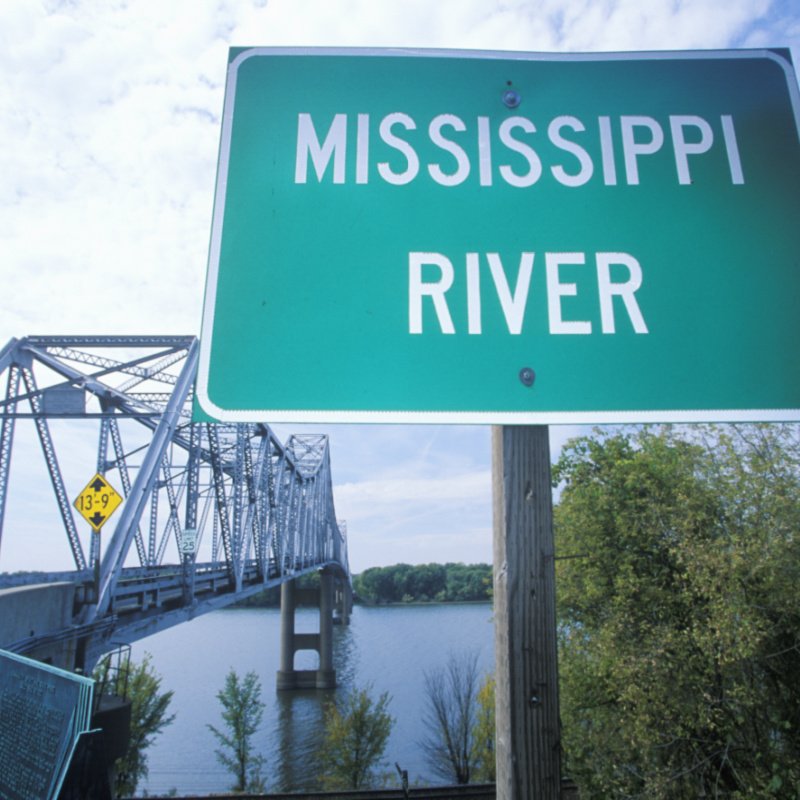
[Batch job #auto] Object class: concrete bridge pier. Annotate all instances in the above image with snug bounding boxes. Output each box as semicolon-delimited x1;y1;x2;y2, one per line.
318;569;335;685
334;580;353;625
276;568;337;690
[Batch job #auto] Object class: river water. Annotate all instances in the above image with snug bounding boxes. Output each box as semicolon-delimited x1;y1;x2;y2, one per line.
131;603;495;796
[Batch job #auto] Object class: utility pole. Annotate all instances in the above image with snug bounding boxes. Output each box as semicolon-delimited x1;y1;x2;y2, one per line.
493;425;561;800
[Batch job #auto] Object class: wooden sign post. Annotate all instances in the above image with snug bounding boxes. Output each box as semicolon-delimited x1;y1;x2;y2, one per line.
493;425;561;799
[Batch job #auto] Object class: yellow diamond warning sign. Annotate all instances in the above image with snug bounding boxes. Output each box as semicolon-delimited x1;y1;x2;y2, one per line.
73;473;123;532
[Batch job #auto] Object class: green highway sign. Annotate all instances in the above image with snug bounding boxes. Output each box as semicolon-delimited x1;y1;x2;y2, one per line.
197;47;800;424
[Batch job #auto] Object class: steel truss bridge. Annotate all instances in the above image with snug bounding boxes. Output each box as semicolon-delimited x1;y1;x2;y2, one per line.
0;335;351;671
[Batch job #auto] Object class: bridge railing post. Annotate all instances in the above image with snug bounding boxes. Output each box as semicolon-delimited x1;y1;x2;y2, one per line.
181;552;195;606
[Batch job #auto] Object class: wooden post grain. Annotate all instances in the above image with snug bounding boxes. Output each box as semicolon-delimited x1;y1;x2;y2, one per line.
492;425;561;800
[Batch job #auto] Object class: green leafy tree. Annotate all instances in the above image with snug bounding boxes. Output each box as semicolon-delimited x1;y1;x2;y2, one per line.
353;563;491;604
471;674;495;782
392;563;414;602
445;564;490;602
207;669;267;793
94;653;175;798
354;566;396;604
319;685;394;789
408;563;446;601
420;650;481;784
555;425;800;798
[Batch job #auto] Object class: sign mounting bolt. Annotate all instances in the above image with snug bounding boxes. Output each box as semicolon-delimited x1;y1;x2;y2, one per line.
503;88;521;108
519;367;536;387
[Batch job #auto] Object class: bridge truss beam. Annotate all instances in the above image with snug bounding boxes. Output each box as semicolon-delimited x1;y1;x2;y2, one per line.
0;335;350;670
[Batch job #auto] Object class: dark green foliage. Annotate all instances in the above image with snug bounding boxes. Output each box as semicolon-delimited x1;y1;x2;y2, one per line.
207;669;266;793
94;653;175;798
555;425;800;798
354;562;492;604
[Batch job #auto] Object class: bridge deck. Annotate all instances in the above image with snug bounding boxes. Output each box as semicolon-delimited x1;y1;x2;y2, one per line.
0;558;347;665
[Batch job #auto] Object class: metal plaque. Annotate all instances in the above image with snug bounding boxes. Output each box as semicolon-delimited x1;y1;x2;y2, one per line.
0;650;94;800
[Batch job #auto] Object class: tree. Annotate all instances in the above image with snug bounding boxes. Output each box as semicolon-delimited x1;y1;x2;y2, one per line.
555;425;800;798
409;563;446;601
420;650;481;784
319;685;393;789
470;674;495;783
353;563;492;604
94;653;175;798
207;669;267;793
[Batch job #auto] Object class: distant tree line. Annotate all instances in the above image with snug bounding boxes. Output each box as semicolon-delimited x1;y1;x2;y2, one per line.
353;562;492;604
234;563;492;607
93;653;175;798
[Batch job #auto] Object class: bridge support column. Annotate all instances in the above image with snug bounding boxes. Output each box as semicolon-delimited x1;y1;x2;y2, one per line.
276;571;337;691
317;569;336;687
334;580;353;625
277;580;296;687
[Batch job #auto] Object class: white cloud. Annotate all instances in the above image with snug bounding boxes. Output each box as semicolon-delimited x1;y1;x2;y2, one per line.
350;524;493;573
336;470;491;520
1;0;799;573
344;467;484;499
2;0;797;344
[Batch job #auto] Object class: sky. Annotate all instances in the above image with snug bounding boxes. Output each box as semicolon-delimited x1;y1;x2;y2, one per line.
1;0;799;574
